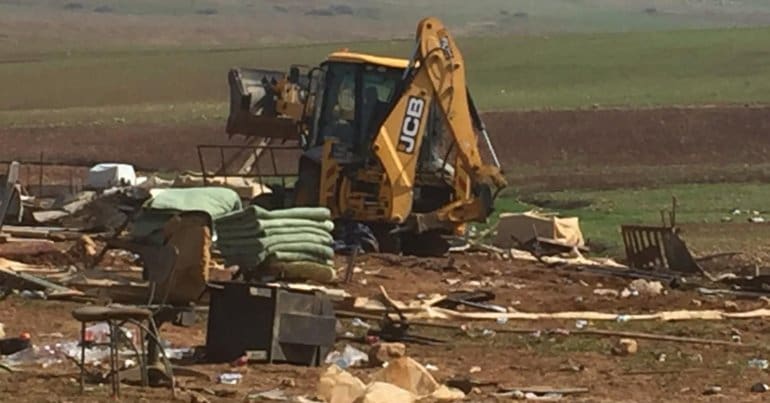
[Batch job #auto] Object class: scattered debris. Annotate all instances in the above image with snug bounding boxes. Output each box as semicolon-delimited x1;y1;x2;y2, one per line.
368;342;406;367
217;372;243;385
702;385;722;395
494;211;585;250
350;317;371;329
747;358;769;370
495;385;589;399
317;365;366;403
593;288;619;297
370;357;440;396
751;383;769;393
469;366;482;374
628;279;664;296
611;338;638;356
357;382;415;403
247;388;289;401
621;222;703;274
724;300;740;311
325;345;368;369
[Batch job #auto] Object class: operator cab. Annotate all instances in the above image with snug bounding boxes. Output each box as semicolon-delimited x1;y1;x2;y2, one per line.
308;52;450;177
309;52;407;161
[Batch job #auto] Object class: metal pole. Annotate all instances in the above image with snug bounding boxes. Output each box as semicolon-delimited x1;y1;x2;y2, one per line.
38;151;44;196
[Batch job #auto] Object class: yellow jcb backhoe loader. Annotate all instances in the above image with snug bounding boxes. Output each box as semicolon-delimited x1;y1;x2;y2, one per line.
225;17;507;255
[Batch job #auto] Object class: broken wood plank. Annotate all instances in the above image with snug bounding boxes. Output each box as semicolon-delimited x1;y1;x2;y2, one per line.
0;267;83;297
497;386;589;395
574;328;756;348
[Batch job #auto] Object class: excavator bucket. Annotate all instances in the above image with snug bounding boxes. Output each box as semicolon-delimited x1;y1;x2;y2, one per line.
226;67;298;139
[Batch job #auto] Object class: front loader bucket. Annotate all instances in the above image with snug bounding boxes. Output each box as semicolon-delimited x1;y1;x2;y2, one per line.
226;67;297;139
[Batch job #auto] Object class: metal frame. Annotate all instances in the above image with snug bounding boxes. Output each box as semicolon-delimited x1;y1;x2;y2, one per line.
196;143;301;189
621;225;701;274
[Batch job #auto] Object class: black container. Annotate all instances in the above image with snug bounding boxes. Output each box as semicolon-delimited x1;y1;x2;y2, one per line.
205;281;336;366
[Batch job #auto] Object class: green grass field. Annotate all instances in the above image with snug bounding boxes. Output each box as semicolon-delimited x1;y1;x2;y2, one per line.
2;26;770;128
492;183;770;258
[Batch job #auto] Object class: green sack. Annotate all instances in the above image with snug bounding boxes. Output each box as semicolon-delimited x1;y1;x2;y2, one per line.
144;187;242;218
215;218;335;233
264;260;336;283
216;205;331;224
216;226;332;242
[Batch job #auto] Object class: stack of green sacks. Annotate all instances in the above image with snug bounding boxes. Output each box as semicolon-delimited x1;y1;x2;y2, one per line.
214;205;336;283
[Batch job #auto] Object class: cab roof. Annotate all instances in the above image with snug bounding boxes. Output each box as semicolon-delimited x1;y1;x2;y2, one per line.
326;51;409;69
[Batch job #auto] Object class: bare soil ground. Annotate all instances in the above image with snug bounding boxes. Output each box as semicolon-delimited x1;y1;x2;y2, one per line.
2;106;769;189
2;105;770;401
1;251;770;402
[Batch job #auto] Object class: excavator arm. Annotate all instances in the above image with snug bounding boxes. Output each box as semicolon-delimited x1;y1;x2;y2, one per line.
372;17;507;227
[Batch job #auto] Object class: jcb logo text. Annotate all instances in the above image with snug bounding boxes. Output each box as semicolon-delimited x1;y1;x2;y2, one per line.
398;96;425;154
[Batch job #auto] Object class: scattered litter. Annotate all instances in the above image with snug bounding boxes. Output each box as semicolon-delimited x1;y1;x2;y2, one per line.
350;318;371;329
444;278;461;286
325;344;368;369
0;323;5;339
19;290;46;299
469;366;481;374
575;320;588;329
747;358;769;370
217;372;243;385
629;279;664;296
317;365;367;403
611;338;638;356
724;300;740;311
371;357;439;396
357;382;416;403
593;288;619;297
525;392;563;401
748;216;766;223
424;363;439;372
496;317;508;325
481;329;496;338
615;314;631;323
751;383;769;393
495;386;588;400
620;288;637;298
1;341;111;368
703;385;722;395
657;353;667;362
165;347;194;360
38;332;64;339
247;388;288;401
368;342;406;367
